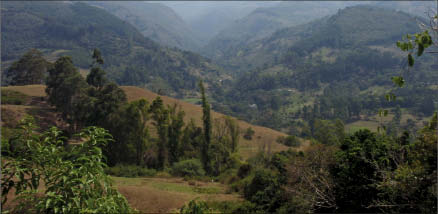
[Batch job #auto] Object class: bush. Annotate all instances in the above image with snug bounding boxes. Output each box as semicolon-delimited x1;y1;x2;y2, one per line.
1;90;29;105
105;164;156;177
171;159;205;177
237;163;252;178
217;168;239;184
244;169;285;213
1;122;134;213
206;201;248;214
180;199;213;214
243;127;255;140
276;135;301;147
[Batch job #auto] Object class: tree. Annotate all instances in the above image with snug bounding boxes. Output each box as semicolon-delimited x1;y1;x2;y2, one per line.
331;130;390;213
199;81;212;174
243;127;255;140
85;50;127;128
180;119;203;159
225;116;240;152
373;113;437;213
168;104;185;165
86;48;108;88
88;82;127;128
5;49;51;85
124;99;150;166
150;96;169;169
45;56;89;133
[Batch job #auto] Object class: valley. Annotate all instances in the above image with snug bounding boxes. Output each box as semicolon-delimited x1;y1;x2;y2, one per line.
1;1;437;213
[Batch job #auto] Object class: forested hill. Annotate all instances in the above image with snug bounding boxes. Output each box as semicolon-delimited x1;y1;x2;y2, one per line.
209;5;437;133
86;2;201;51
201;2;360;65
1;1;226;97
213;5;423;73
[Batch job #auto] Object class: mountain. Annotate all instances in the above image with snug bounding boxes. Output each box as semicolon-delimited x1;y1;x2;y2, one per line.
371;1;437;18
201;2;361;64
209;5;437;132
86;2;201;51
1;1;227;97
210;4;423;73
161;2;279;45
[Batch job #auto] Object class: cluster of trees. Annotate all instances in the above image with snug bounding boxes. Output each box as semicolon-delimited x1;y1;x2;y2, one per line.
216;114;436;213
2;49;52;86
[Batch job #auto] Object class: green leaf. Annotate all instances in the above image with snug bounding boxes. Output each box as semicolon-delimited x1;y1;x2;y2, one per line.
408;54;414;67
391;76;405;87
46;199;51;208
417;44;424;56
383;110;388;116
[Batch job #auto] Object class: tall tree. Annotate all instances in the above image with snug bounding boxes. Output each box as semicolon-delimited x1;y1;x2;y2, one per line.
168;104;185;165
46;56;88;133
199;80;212;174
124;99;150;166
6;49;51;85
225;116;240;153
150;96;169;169
86;48;108;89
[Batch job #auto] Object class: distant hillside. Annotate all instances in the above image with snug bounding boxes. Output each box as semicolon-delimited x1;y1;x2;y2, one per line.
2;85;294;159
208;5;437;133
162;2;279;45
86;2;201;51
212;5;423;73
201;2;360;66
1;1;226;97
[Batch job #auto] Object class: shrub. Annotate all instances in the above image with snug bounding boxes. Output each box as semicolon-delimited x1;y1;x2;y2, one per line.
1;120;134;213
206;201;248;214
180;199;212;214
243;127;255;140
237;163;252;178
243;169;285;213
105;164;156;177
276;135;301;147
171;159;205;177
1;89;29;105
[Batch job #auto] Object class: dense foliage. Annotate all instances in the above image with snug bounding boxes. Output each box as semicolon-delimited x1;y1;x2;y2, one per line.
2;49;52;85
1;117;134;213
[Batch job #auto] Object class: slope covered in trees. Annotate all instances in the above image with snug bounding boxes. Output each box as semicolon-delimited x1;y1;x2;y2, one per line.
211;5;423;73
1;1;226;97
201;2;360;66
208;5;437;136
86;2;201;51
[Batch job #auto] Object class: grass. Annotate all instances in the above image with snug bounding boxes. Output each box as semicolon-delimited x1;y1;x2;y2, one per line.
345;110;433;134
111;176;241;213
182;98;201;105
1;89;30;105
345;121;379;133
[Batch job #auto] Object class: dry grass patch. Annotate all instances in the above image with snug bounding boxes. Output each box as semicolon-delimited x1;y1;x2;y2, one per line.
112;176;241;213
2;85;46;97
